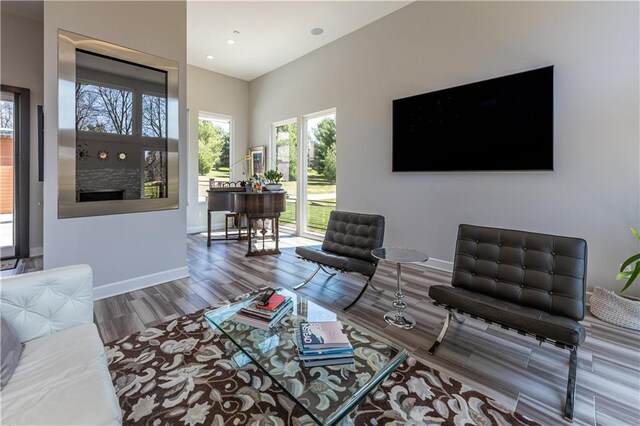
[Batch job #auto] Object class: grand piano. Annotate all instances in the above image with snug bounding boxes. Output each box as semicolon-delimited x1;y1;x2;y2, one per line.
207;186;286;256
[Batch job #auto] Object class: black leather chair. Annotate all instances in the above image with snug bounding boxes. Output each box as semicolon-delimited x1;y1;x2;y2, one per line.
294;210;385;310
428;224;587;421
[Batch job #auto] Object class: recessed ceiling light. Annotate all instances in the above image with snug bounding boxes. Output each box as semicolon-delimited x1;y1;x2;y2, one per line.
226;39;235;45
206;55;214;60
311;27;324;36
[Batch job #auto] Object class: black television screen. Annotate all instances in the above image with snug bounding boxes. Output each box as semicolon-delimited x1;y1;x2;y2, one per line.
392;66;553;172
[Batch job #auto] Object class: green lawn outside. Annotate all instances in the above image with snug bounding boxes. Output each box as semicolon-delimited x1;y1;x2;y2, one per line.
198;167;230;200
280;200;337;234
207;167;230;180
279;169;336;233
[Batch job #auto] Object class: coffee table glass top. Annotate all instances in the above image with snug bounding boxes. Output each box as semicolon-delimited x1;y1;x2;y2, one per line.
204;288;407;426
371;247;429;264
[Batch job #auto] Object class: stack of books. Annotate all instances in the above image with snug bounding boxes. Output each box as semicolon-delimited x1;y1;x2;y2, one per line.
296;321;354;367
234;293;293;330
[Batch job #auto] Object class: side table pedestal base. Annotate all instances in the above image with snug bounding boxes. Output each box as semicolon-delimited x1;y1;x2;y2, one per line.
384;310;416;329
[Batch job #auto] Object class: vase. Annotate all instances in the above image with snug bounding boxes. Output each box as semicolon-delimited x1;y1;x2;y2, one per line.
265;184;282;191
590;286;640;330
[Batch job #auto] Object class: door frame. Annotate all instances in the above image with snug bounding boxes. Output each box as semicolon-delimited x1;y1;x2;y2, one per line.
1;85;30;259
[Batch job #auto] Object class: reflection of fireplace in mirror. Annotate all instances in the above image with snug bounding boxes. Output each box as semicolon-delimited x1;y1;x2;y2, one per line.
77;189;125;202
74;50;168;202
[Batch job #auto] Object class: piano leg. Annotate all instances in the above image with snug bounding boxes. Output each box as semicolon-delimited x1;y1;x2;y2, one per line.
245;214;281;256
247;215;253;255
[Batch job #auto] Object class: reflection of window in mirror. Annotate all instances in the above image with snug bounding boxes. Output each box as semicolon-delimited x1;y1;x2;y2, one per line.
75;50;168;202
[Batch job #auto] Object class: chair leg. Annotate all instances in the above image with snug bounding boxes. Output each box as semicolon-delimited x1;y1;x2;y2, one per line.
294;265;322;290
564;346;578;421
319;265;337;277
343;278;371;311
428;312;452;355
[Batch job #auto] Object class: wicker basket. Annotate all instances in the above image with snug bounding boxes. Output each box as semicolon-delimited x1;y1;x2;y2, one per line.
590;286;640;330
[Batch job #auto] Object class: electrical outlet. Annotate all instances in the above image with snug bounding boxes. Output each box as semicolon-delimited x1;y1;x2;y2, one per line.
198;211;203;218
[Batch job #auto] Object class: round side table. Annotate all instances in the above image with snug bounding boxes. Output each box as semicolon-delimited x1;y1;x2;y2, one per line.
371;247;428;329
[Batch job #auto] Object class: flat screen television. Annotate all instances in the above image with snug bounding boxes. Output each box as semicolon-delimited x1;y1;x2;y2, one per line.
392;66;553;172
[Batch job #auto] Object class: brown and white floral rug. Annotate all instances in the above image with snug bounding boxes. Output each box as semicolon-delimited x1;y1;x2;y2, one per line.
105;295;538;426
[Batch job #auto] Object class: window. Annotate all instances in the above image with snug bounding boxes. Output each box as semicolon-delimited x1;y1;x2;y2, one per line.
144;150;166;198
76;82;133;134
198;113;232;202
142;93;167;138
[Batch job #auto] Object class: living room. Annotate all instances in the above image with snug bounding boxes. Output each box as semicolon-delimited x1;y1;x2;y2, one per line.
1;1;639;425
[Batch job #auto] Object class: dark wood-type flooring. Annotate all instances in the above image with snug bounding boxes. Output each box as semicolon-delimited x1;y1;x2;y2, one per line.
37;233;640;425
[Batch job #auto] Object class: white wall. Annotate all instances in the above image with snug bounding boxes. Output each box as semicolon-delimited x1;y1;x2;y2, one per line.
0;11;44;255
43;1;188;294
249;1;640;295
187;65;249;233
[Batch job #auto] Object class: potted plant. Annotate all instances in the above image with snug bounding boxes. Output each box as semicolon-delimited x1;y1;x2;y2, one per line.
264;169;283;191
245;174;260;192
590;228;640;330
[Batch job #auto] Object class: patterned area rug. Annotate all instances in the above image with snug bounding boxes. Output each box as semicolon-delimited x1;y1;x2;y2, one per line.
105;295;538;426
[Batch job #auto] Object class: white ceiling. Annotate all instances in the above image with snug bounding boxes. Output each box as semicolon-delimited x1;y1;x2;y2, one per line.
188;1;410;81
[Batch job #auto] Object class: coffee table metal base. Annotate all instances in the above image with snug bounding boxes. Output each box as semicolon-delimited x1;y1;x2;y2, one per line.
384;310;416;329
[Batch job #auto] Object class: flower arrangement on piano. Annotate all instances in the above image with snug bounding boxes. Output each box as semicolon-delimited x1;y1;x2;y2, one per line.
245;174;263;192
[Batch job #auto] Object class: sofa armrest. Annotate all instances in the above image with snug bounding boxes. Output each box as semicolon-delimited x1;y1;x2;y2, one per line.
0;264;94;342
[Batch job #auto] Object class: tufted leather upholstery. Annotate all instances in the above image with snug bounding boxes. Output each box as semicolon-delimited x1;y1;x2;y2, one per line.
295;246;376;277
429;224;587;346
452;224;587;321
295;210;385;277
320;211;385;265
1;265;94;342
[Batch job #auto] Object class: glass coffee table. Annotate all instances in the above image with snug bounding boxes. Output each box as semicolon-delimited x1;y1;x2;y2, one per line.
204;288;407;426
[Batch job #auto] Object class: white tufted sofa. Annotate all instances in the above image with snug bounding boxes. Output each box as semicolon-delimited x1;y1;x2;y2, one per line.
0;264;122;425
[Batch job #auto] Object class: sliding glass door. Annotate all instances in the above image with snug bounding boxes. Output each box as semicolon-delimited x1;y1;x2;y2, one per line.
0;91;16;258
0;86;29;259
272;109;336;237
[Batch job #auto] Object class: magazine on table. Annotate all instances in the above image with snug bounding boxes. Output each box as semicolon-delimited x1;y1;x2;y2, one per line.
299;321;351;350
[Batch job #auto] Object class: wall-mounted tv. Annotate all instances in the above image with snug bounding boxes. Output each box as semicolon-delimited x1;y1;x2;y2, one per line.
392;66;553;172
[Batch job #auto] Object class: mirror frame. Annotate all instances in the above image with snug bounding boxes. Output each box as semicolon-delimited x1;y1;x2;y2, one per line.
58;30;179;218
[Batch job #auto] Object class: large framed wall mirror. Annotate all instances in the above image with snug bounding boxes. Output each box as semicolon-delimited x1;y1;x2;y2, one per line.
58;30;179;218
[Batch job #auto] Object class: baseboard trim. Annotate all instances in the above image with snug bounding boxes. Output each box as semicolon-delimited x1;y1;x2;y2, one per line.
419;257;454;273
187;223;224;234
93;266;190;300
29;246;43;257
